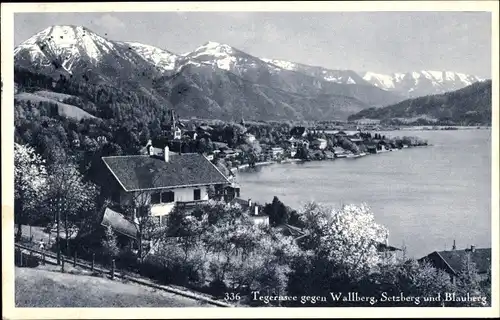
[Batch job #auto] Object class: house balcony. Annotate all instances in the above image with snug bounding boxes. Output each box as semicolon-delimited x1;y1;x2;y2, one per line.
175;200;209;210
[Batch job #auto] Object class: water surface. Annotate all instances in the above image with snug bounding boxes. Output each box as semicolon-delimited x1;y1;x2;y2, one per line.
235;130;492;258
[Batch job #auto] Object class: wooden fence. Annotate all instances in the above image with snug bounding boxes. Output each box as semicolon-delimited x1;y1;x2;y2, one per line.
14;243;233;308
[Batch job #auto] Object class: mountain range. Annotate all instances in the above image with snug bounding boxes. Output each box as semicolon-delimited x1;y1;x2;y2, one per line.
14;25;488;121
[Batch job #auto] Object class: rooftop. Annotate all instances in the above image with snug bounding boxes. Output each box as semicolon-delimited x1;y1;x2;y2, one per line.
102;153;231;192
435;248;491;274
101;207;138;239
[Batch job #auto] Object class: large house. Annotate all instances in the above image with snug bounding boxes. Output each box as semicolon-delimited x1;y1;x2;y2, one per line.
101;145;233;224
419;245;491;283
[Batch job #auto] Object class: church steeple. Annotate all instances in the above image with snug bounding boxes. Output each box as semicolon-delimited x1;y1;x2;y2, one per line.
169;110;177;129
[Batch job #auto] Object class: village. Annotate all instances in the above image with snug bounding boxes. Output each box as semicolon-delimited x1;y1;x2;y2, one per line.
154;111;430;173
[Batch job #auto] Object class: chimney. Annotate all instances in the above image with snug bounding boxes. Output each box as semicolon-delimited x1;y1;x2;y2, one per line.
147;145;154;156
470;245;476;253
254;205;259;216
452;240;456;250
164;146;169;162
248;198;252;207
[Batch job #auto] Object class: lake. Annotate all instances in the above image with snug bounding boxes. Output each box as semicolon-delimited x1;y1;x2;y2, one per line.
235;130;492;258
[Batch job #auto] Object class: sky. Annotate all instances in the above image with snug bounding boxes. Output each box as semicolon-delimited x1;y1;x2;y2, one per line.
14;11;492;78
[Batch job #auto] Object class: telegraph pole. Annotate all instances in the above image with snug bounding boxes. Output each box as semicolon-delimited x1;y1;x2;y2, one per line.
56;200;61;265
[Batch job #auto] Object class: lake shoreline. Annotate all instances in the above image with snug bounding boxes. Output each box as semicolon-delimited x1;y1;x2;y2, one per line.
231;145;432;174
234;129;491;258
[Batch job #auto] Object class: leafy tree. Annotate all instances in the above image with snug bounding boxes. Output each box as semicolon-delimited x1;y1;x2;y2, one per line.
14;143;48;241
101;225;120;258
44;163;98;257
289;202;389;295
264;196;290;226
295;144;310;160
453;253;489;306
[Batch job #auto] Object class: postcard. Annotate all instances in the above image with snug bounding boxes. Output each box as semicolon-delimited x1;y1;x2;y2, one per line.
2;1;499;319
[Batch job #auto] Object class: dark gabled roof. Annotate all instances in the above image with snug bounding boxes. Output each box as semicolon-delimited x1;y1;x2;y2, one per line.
275;224;308;240
213;142;228;150
102;154;231;192
435;248;491;274
101;207;138;239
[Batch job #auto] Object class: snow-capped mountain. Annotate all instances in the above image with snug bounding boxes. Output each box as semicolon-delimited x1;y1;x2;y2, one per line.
15;25;125;74
14;25;172;85
118;41;179;72
262;58;372;86
178;42;401;106
362;71;484;98
181;41;285;77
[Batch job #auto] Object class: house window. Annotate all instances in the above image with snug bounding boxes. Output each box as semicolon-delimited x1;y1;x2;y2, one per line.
151;192;161;204
161;191;175;203
194;189;201;201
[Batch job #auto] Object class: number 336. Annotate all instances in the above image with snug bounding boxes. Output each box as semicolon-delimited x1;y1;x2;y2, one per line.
224;293;241;301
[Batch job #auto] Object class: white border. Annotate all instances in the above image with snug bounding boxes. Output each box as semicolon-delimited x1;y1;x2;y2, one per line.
2;2;499;319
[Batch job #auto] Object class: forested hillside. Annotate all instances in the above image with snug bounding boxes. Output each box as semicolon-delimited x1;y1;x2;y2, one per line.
348;80;492;125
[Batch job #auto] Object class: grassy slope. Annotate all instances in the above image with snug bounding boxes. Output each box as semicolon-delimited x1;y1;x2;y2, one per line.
15;92;96;121
15;267;209;307
32;90;81;102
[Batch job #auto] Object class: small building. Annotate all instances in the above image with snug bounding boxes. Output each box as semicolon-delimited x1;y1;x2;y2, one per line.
287;137;299;148
266;146;284;159
311;138;327;150
333;146;348;158
222;149;238;159
173;127;182;140
183;130;198;140
231;198;269;226
350;138;364;146
419;245;491;283
139;140;162;156
245;133;256;143
287;137;309;149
